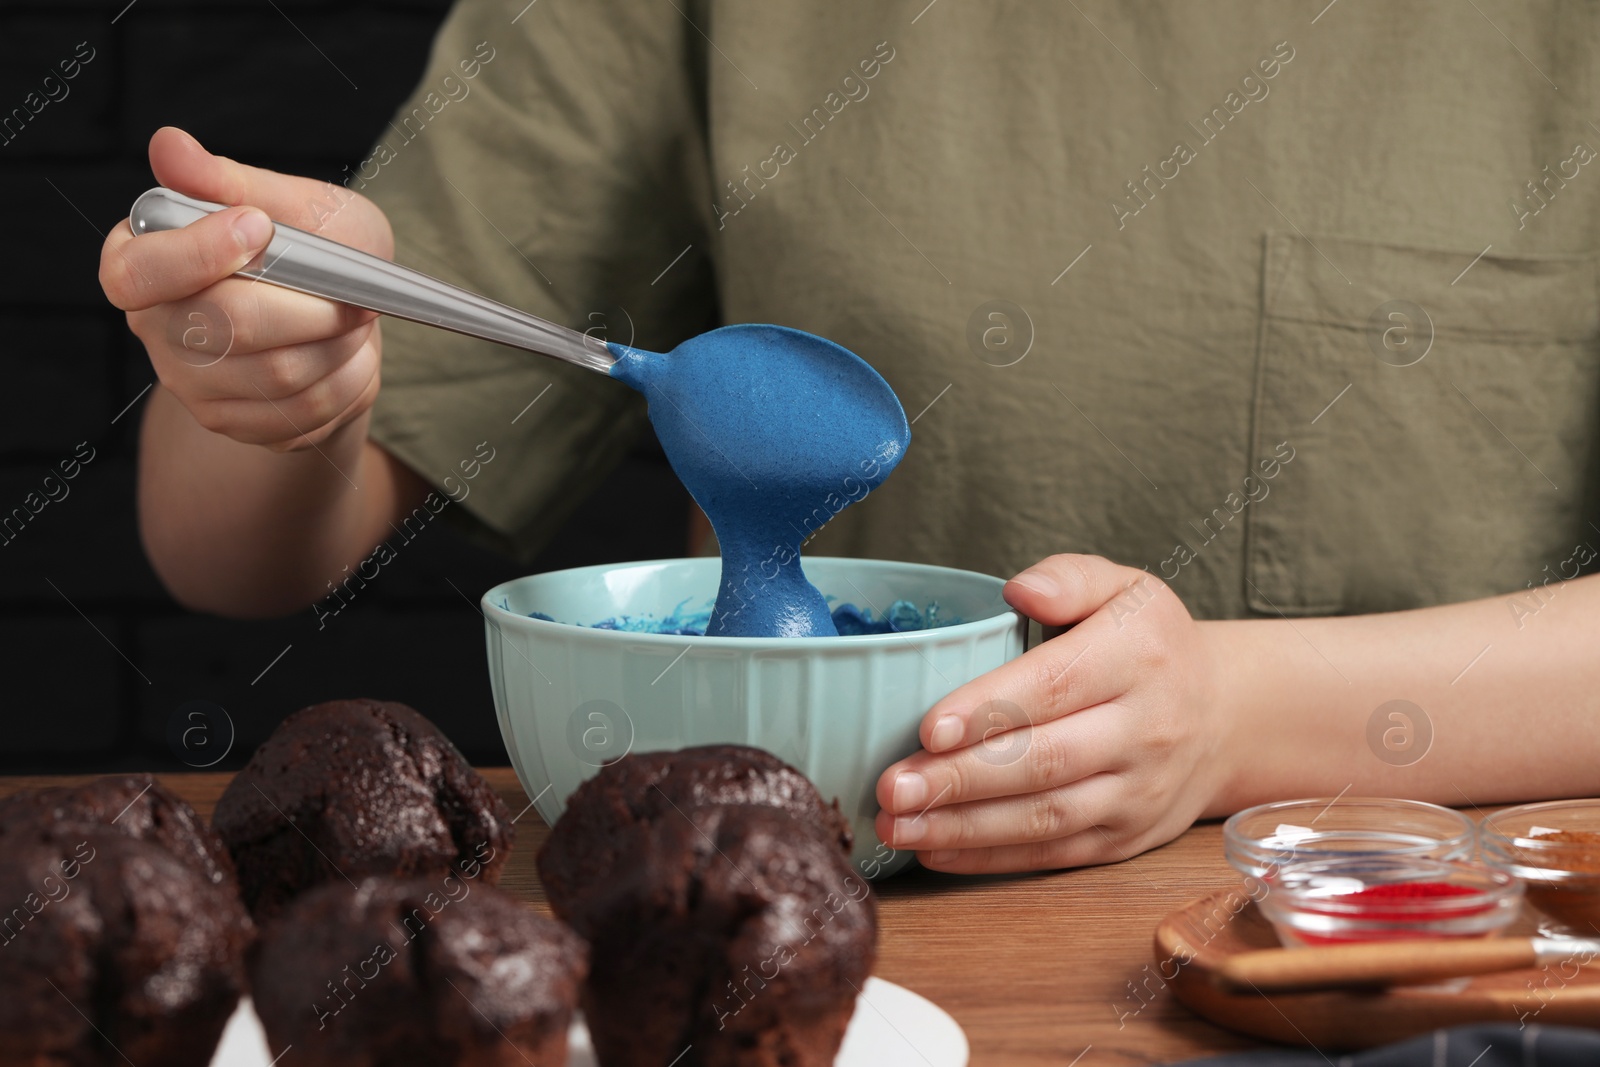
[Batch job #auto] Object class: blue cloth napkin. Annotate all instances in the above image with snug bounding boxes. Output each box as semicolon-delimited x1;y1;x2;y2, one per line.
1176;1025;1600;1066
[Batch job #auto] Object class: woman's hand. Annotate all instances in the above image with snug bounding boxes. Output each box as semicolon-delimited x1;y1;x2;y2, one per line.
100;126;393;451
874;553;1237;873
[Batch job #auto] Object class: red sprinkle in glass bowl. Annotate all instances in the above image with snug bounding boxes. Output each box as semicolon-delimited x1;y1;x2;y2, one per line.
1258;857;1523;947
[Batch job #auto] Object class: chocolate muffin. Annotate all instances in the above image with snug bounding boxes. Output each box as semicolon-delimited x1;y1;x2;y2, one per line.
537;743;852;908
0;831;251;1066
570;804;876;1067
539;746;874;1067
0;773;238;895
213;699;513;920
250;876;587;1067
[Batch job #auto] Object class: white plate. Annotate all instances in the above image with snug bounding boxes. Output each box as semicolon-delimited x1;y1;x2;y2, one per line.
210;976;967;1067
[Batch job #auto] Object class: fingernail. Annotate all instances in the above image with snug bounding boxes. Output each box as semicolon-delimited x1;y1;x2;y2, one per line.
232;208;273;251
891;771;927;811
927;850;959;866
1008;568;1060;598
892;816;925;847
929;715;963;752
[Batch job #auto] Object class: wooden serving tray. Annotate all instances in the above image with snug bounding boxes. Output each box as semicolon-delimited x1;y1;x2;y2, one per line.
1155;887;1600;1048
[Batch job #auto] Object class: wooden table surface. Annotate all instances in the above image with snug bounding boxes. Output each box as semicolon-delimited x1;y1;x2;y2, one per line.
0;769;1268;1067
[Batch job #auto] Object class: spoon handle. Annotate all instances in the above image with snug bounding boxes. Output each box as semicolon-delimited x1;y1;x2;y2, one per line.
129;187;614;374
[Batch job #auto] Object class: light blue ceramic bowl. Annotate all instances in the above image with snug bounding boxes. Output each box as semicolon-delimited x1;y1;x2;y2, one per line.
482;556;1026;878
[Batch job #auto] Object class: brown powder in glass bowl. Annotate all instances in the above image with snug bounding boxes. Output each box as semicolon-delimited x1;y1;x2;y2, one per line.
1514;829;1600;936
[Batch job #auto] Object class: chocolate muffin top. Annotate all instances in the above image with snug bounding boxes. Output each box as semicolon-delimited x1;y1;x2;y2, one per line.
581;803;876;1013
0;831;251;1067
538;744;851;912
213;699;513;920
0;774;237;894
250;876;587;1066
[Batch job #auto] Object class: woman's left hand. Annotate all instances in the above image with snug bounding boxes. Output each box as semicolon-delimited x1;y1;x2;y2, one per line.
873;553;1237;873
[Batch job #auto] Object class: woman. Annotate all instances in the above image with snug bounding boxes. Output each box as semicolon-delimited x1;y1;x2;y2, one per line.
100;1;1600;874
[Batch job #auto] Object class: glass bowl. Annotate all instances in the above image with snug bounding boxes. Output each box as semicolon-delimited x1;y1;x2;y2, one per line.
1480;799;1600;938
1223;797;1475;880
1258;856;1523;947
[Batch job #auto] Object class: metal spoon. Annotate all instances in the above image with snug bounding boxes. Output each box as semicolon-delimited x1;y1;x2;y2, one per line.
128;186;613;373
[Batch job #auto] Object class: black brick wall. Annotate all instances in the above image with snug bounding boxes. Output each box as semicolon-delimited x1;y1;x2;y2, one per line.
0;1;690;773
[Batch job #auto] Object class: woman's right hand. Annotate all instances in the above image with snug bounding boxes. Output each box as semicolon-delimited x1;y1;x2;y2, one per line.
100;126;395;451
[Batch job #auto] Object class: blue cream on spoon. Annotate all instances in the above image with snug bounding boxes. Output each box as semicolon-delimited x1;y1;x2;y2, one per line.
608;325;909;637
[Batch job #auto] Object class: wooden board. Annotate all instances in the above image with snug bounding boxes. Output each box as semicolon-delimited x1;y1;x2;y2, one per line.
1156;888;1600;1048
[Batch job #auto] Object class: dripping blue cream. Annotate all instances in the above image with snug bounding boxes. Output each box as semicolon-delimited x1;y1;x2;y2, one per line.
602;325;909;637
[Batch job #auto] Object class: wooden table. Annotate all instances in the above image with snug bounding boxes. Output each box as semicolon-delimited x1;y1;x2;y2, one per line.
0;769;1265;1067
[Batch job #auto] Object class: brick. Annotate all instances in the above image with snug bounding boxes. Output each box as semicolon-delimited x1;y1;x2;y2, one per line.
0;457;166;605
123;12;443;161
0;313;114;454
0;163;149;308
136;606;510;767
0;616;127;756
0;19;114;159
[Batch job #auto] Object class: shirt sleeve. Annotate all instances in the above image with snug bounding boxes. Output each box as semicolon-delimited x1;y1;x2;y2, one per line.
362;0;717;560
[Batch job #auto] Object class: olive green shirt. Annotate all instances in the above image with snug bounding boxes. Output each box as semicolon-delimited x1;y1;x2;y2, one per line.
365;0;1600;620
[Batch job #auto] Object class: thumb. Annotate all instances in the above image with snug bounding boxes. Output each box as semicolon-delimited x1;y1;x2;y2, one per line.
146;126;344;232
1002;553;1159;628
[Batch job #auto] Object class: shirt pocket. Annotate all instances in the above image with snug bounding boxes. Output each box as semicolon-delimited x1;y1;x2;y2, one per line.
1244;233;1600;616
